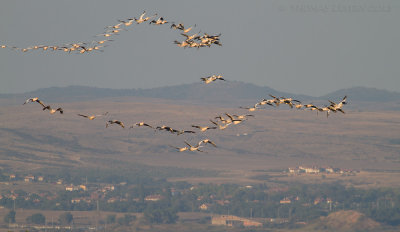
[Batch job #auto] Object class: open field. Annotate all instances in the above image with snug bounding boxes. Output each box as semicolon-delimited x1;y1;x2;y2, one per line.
0;97;399;187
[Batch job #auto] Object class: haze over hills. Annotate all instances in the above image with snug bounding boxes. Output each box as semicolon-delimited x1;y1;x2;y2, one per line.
1;82;400;110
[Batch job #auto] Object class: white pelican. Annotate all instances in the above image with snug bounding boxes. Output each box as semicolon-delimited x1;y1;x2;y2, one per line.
231;114;254;120
198;139;217;147
239;105;259;112
119;19;134;26
42;105;63;114
77;112;108;120
155;125;175;133
329;96;347;114
184;141;204;152
106;120;125;128
170;23;184;30
130;122;153;129
105;23;123;30
150;17;168;25
175;130;196;135
214;115;231;124
134;11;156;24
192;125;217;132
23;97;46;107
169;145;188;152
224;113;245;125
174;40;190;48
210;120;231;130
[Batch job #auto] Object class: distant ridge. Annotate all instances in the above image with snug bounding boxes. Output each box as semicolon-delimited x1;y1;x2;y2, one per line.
321;86;400;102
1;83;399;110
0;81;311;105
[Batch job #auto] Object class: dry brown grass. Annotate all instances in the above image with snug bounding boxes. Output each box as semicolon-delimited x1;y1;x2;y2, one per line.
0;97;399;187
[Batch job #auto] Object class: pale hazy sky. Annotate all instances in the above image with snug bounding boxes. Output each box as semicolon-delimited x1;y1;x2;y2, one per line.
0;0;399;96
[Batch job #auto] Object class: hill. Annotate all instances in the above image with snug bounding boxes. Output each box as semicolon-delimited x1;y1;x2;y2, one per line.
1;83;399;110
0;82;309;108
314;210;381;232
321;87;400;102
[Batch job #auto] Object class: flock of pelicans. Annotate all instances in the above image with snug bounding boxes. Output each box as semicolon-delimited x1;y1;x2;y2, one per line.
0;11;221;54
10;10;347;153
23;83;347;153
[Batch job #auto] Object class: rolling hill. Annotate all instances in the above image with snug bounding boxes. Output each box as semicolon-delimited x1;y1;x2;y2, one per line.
1;82;399;110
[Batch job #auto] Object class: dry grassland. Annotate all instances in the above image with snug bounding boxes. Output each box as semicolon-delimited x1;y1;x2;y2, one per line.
0;97;399;187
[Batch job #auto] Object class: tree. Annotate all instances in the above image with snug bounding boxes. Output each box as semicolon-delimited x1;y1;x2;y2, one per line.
144;206;178;224
144;208;163;224
3;210;16;224
26;213;46;225
106;214;116;224
58;212;73;225
117;214;136;226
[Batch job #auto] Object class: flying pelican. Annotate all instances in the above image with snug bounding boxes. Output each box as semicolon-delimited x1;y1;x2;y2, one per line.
303;104;317;109
200;76;215;84
268;94;282;106
77;112;108;120
231;114;254;120
119;19;134;26
306;105;320;115
294;103;303;109
182;25;196;34
239;105;259;112
134;11;156;24
170;23;184;30
181;32;200;41
23;97;46;107
42;105;63;114
329;96;347;113
96;39;113;44
174;40;190;48
150;17;168;25
198;139;217;147
214;115;231;124
169;145;188;152
105;29;125;34
200;74;225;84
156;125;175;133
130;122;153;129
39;45;49;51
106;120;125;128
96;33;114;37
210;119;231;130
184;141;204;152
224;113;245;125
280;97;301;108
192;125;217;132
175;130;196;135
319;106;334;118
213;75;225;81
105;23;123;30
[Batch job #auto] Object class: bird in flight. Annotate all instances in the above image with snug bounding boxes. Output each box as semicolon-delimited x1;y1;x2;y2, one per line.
42;105;63;114
23;97;46;107
192;125;217;132
77;112;108;120
135;11;156;24
198;139;217;147
169;145;188;152
130;122;154;129
210;120;231;130
150;17;168;25
106;120;125;128
200;75;225;84
184;141;204;152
